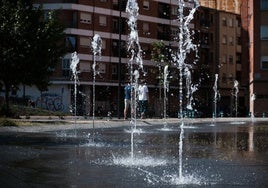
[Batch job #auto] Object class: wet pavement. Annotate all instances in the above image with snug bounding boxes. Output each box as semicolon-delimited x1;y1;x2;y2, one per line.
0;118;267;187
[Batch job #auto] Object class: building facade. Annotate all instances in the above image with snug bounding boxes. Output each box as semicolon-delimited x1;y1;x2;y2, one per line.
13;0;253;118
241;0;268;117
199;0;241;14
28;0;188;117
195;2;246;117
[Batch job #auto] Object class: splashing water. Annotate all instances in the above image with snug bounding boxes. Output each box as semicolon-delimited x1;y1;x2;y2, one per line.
213;74;220;118
126;0;143;71
91;34;102;128
92;34;102;56
173;0;200;181
126;0;144;160
113;155;169;167
233;80;239;117
173;0;200;118
126;0;143;126
70;51;79;135
185;66;198;112
163;65;169;128
131;69;139;158
132;69;139;128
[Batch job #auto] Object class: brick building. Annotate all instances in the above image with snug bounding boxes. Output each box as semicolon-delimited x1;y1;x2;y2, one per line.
241;0;268;117
196;1;246;117
15;0;256;118
28;0;187;117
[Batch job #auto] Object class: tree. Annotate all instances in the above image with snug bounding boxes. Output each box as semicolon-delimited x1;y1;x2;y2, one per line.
151;41;171;117
0;0;66;115
151;41;171;83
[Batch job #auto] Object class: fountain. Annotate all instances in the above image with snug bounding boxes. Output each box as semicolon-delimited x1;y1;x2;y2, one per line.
172;0;200;180
70;51;80;135
250;93;256;120
173;0;200;118
124;0;145;161
126;0;143;128
163;65;169;128
213;74;220;118
1;119;268;187
1;1;268;187
91;34;102;128
233;80;239;117
131;70;139;129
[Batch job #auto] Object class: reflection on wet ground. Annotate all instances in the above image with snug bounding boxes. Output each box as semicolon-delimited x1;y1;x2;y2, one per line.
0;121;267;187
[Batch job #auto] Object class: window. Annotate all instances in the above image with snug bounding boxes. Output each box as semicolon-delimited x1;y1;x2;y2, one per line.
99;16;107;26
66;36;76;52
62;59;70;77
80;36;90;47
236;36;241;45
80;12;92;24
222;35;227;44
261;26;268;40
229;36;233;45
143;22;149;33
229;18;233;27
222;17;227;26
80;61;91;72
143;1;149;10
171;5;177;15
236;54;241;64
229;55;233;64
236;19;241;27
112;65;117;75
222;54;227;63
261;0;268;10
261;56;268;69
112;18;119;33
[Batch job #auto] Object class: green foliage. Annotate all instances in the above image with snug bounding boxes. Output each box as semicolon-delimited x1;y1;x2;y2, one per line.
151;41;170;67
0;0;66;115
151;41;172;83
0;118;18;127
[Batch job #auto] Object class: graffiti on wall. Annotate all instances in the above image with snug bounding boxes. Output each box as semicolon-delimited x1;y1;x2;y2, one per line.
36;93;64;111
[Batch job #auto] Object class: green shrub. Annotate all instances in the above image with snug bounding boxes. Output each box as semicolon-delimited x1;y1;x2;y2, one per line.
0;118;18;127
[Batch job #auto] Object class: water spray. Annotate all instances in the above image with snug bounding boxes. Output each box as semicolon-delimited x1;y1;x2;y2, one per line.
91;34;102;129
70;51;79;136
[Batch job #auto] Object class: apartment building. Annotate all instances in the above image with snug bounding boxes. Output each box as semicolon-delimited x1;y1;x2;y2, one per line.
198;0;268;118
195;4;246;117
19;0;249;117
241;0;268;117
217;11;245;116
28;0;192;117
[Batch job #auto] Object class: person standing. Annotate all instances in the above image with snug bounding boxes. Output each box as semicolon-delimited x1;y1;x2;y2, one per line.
138;80;149;119
124;83;131;120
